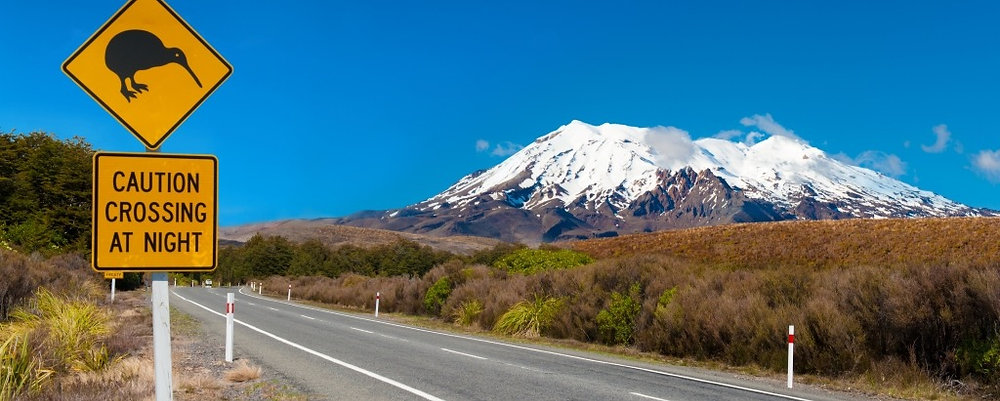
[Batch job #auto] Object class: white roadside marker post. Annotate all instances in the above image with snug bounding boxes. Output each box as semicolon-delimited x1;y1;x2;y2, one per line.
225;293;235;363
287;284;291;301
788;325;794;389
151;273;173;400
375;292;380;318
110;278;116;303
259;284;263;295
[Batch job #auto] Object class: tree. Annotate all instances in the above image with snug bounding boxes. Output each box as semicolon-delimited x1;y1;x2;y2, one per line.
0;132;92;253
289;239;338;277
241;234;294;277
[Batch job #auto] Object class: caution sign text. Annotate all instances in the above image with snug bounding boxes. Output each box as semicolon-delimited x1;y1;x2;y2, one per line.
93;152;217;272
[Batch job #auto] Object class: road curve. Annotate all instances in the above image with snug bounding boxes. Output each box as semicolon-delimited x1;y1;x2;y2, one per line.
170;286;875;401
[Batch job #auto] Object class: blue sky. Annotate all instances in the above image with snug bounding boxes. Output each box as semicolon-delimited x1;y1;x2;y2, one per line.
3;1;1000;226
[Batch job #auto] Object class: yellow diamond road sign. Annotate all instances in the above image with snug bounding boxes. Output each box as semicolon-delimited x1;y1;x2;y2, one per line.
92;152;217;272
63;0;232;150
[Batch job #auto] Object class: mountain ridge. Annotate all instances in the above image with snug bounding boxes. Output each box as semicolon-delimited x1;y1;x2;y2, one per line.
259;120;993;243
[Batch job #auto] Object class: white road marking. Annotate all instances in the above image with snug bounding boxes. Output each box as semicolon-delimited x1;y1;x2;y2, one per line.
379;333;409;342
173;291;446;401
268;307;278;311
351;327;374;334
631;392;671;401
247;302;256;306
300;315;316;320
441;348;487;360
233;288;814;401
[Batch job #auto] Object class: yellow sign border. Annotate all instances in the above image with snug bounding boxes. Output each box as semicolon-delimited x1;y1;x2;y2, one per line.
63;0;233;150
92;151;218;272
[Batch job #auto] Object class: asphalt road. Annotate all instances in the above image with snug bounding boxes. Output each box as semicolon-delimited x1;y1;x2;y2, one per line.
170;286;877;401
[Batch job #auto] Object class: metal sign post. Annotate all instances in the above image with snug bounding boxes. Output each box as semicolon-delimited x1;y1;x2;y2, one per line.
151;272;173;400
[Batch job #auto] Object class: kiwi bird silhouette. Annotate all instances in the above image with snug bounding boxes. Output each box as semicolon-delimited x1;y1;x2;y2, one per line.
105;30;202;102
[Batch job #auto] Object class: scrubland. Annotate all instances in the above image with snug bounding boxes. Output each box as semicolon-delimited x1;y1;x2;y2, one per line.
261;217;1000;400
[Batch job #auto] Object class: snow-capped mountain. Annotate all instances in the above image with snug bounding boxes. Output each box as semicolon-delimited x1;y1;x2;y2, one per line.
338;121;990;243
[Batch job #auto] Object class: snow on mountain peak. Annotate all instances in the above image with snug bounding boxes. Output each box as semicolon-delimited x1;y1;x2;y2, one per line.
425;120;973;219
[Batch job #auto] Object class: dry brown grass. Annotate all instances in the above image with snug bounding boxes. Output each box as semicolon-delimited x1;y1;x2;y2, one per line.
220;219;500;254
225;360;262;383
571;217;1000;270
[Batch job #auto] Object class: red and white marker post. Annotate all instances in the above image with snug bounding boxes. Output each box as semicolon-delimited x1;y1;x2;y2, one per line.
375;292;381;318
787;325;794;388
225;293;235;363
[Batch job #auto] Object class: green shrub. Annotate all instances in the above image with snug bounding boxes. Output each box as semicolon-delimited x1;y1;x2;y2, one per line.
493;249;593;274
958;333;1000;380
423;277;452;315
657;287;677;310
452;299;484;327
596;283;642;345
494;295;564;337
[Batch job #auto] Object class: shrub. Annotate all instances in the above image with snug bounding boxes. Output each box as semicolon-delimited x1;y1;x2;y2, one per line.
452;299;484;327
494;248;594;274
596;283;642;345
493;295;564;338
957;333;1000;381
423;277;452;315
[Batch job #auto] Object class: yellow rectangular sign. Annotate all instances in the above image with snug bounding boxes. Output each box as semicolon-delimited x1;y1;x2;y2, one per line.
104;271;125;279
92;152;217;272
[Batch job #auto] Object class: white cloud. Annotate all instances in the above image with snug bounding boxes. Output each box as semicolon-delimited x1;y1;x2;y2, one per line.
852;150;908;178
831;152;854;165
921;124;951;153
713;130;743;140
834;151;908;178
744;131;765;146
739;113;800;140
645;126;696;168
475;139;490;152
972;149;1000;183
491;141;523;157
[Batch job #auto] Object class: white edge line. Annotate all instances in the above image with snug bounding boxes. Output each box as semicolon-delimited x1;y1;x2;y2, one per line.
233;288;814;401
440;348;487;360
351;327;374;334
172;290;445;401
631;392;671;401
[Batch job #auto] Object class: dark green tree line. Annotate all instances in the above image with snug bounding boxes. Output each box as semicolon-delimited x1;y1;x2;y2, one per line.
0;131;92;253
210;234;457;283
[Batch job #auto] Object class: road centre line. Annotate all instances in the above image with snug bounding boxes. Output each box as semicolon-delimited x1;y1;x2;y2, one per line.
631;392;671;401
173;291;446;401
268;307;278;311
440;348;487;360
237;287;814;401
300;315;316;320
351;327;374;334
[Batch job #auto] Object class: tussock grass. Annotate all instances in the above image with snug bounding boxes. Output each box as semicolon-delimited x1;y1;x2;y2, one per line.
452;299;484;327
494;295;564;338
0;332;53;401
226;360;262;383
